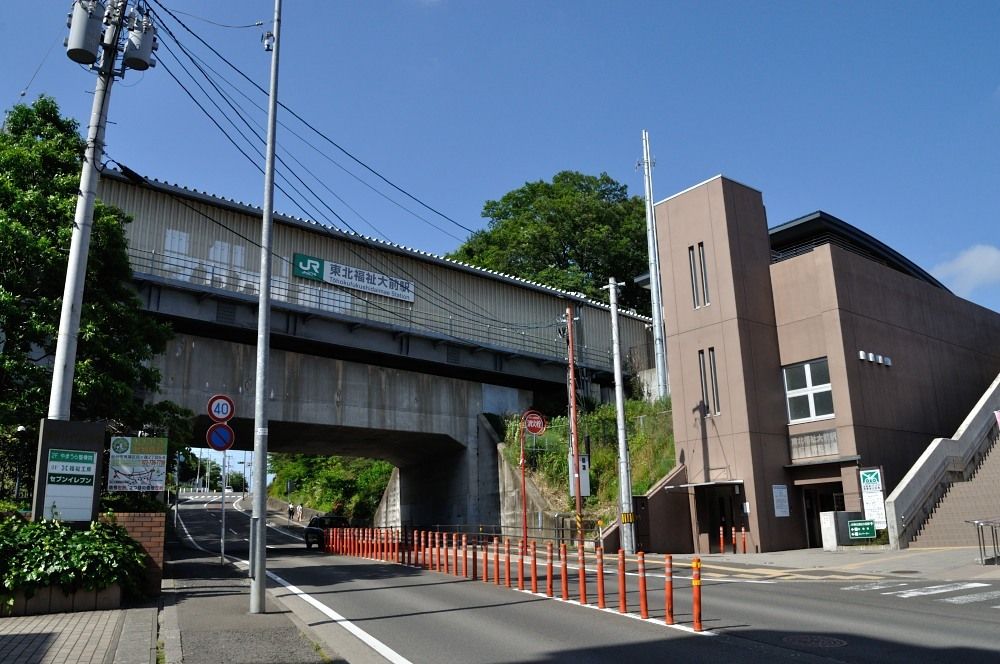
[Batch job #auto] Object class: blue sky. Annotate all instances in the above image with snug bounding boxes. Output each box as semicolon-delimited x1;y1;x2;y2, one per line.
4;1;999;318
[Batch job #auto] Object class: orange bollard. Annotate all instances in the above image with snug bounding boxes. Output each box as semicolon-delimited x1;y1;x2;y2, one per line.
504;538;512;588
692;556;703;632
438;532;444;572
472;538;478;580
517;539;525;591
664;554;674;625
482;538;489;583
731;526;737;554
741;526;747;554
444;533;450;574
462;534;469;578
596;547;606;609
530;541;538;594
415;530;421;568
617;549;627;613
577;542;587;605
560;543;569;600
452;533;459;576
545;542;554;597
517;540;528;590
719;526;724;554
492;537;500;585
638;552;649;619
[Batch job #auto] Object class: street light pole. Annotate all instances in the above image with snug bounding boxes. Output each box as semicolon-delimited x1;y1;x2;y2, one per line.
251;0;282;615
606;279;636;554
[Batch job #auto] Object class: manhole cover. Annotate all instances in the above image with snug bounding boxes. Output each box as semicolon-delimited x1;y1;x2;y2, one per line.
890;570;920;575
782;635;848;648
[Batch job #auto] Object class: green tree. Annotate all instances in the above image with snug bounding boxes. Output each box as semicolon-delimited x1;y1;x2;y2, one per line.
448;171;651;314
0;97;190;497
269;453;392;524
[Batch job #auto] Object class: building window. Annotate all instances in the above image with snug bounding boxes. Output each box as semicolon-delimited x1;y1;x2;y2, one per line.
783;358;834;423
688;245;700;308
698;349;710;415
708;346;720;415
698;242;711;305
688;242;711;309
697;347;721;417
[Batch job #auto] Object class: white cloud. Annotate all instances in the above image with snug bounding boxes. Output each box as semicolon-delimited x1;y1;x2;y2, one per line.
932;244;1000;297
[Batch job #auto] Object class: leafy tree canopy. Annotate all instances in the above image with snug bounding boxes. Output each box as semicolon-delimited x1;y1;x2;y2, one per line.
0;97;190;465
448;171;651;314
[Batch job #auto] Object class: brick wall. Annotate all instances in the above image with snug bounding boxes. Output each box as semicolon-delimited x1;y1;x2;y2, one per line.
102;512;165;596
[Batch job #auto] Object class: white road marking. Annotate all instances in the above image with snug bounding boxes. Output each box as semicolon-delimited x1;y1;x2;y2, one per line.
842;581;909;591
938;589;1000;604
883;582;989;598
173;503;412;664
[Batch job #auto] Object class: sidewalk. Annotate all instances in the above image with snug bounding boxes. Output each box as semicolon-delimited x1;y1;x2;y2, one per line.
684;544;1000;581
160;541;337;664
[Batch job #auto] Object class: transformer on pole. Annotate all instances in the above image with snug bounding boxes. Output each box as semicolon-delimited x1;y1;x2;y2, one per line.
50;0;158;422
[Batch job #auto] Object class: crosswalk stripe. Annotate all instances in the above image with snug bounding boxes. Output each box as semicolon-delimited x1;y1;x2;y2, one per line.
883;582;989;598
842;581;909;591
938;590;1000;605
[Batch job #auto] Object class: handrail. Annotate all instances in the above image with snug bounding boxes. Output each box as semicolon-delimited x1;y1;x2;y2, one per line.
885;372;1000;549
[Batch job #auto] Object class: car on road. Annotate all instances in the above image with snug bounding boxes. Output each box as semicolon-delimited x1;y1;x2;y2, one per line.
224;485;233;493
304;515;349;549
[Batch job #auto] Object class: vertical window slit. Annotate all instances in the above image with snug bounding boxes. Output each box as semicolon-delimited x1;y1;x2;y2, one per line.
709;346;720;414
688;245;700;308
698;242;710;305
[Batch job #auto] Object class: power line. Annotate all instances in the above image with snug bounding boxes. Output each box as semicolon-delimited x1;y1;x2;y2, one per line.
146;4;570;330
147;0;476;235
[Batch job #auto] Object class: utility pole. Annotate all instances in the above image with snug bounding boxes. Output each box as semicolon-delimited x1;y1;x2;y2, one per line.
50;1;157;420
641;130;668;401
565;305;584;551
251;0;282;615
605;279;636;554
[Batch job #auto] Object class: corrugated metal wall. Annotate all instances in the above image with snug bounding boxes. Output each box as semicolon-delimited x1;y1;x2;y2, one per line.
99;176;653;373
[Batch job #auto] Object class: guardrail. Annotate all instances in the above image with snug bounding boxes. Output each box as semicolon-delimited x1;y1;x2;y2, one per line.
885;372;1000;549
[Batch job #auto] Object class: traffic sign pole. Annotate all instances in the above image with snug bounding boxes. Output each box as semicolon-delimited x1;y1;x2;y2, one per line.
519;410;547;552
220;451;227;564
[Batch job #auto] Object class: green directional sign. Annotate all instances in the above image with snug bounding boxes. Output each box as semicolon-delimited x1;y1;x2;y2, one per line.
848;519;876;539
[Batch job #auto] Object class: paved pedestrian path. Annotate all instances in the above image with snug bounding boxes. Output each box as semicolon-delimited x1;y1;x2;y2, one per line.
0;609;124;664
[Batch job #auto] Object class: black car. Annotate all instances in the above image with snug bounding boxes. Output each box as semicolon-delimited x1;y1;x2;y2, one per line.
303;515;349;549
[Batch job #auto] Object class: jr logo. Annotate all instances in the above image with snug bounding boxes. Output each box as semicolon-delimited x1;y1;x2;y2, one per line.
293;253;323;280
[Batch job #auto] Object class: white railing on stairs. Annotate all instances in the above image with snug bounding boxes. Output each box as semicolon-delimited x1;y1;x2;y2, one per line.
885;372;1000;549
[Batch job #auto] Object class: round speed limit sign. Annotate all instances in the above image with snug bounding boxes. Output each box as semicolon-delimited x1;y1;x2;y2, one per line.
207;394;235;423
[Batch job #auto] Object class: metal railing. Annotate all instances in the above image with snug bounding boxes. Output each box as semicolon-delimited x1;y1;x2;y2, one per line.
885;372;1000;549
128;247;619;370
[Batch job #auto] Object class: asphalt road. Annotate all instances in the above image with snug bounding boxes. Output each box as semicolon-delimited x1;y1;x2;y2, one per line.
176;494;1000;664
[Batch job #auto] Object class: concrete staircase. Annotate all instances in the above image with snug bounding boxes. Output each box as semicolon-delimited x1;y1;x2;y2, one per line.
910;435;1000;548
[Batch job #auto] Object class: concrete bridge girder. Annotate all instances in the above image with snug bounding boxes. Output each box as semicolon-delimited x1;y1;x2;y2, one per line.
156;333;528;525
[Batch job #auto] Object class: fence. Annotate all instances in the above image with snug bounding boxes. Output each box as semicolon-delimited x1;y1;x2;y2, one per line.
320;526;706;632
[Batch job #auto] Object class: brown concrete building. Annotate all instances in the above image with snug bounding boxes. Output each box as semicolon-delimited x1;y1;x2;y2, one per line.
652;175;1000;552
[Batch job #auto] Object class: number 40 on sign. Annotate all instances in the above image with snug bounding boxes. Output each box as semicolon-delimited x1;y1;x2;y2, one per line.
207;394;235;423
